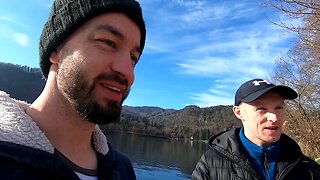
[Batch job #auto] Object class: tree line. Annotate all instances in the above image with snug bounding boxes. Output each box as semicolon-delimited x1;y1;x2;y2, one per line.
0;62;241;142
0;62;45;102
101;105;241;141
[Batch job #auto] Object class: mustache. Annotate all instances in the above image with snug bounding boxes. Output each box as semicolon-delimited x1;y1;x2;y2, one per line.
96;73;129;87
83;72;129;99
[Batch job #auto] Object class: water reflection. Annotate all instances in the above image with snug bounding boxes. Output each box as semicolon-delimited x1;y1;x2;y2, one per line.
134;164;189;180
106;133;209;178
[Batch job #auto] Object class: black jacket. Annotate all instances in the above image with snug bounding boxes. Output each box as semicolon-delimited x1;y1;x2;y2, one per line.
0;91;136;179
0;141;136;180
192;128;320;180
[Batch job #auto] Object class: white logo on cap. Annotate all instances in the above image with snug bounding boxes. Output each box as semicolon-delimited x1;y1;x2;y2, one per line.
252;80;271;86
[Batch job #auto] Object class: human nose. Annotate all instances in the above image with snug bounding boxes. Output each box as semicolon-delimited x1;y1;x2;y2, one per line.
266;112;279;122
111;53;135;85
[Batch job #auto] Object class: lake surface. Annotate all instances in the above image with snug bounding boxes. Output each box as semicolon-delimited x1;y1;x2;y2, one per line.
106;133;209;179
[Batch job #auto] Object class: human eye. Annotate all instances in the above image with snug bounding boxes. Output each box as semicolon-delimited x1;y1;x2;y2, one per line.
275;106;284;110
256;107;266;111
98;39;117;49
130;53;139;67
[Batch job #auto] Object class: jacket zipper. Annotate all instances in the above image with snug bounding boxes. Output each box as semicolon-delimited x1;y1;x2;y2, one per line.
221;149;262;179
276;157;300;180
264;149;270;180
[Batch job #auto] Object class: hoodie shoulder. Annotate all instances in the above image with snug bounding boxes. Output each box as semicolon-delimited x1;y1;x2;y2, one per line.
0;91;54;153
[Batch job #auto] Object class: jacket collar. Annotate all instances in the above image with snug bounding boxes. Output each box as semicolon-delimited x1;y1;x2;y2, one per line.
0;91;109;155
209;127;302;163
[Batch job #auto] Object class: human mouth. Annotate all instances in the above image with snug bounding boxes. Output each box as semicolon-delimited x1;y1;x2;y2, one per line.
100;83;125;101
265;126;277;130
264;126;279;133
105;84;121;93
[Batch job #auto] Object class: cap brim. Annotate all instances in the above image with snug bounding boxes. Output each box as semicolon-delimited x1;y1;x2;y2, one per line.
241;85;297;103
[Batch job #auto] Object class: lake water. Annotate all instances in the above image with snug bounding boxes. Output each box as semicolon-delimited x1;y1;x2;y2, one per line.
106;133;209;179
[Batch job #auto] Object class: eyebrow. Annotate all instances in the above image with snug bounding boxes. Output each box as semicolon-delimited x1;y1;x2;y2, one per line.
95;24;142;55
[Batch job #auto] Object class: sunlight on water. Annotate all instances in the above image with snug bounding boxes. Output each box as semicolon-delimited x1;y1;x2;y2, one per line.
106;132;209;179
134;163;190;180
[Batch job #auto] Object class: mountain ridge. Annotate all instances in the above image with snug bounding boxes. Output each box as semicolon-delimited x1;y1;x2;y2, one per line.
0;62;241;140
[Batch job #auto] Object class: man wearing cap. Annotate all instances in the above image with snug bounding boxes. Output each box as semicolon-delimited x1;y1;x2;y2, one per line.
0;0;145;179
192;78;320;180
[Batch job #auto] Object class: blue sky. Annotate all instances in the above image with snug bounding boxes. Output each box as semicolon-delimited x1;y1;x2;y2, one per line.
0;0;296;110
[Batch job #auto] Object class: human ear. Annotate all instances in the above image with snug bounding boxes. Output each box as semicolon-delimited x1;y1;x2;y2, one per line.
49;49;59;65
233;106;242;120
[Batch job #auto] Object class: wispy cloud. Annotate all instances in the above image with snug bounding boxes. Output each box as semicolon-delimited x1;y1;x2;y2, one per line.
139;0;296;107
174;24;291;78
35;0;53;8
0;16;29;29
12;33;30;47
0;18;30;47
0;0;296;109
190;90;234;107
172;0;205;8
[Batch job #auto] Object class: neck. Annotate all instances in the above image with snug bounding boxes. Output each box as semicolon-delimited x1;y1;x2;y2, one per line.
26;70;97;169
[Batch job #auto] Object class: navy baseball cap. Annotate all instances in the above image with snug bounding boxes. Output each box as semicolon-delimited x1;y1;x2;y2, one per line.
234;78;298;106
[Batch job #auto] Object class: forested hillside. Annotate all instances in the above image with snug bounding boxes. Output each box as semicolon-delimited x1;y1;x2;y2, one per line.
0;62;240;141
102;105;240;140
0;62;45;102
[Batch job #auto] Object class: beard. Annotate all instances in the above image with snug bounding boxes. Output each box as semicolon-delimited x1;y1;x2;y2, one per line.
58;61;130;125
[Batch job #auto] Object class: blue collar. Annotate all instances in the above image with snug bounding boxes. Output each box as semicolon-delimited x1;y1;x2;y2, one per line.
239;128;280;180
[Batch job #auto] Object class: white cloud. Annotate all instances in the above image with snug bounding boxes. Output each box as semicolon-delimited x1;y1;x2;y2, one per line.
12;33;30;47
0;16;29;28
136;0;297;108
182;6;228;24
178;57;232;75
35;0;53;8
189;80;237;107
172;0;205;8
174;22;292;77
190;92;233;107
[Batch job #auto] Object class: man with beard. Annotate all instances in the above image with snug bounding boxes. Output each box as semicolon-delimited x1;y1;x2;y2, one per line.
0;0;146;179
192;79;320;180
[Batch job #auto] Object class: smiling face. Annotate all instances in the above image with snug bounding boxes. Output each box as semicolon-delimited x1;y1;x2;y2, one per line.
53;13;141;124
233;91;286;147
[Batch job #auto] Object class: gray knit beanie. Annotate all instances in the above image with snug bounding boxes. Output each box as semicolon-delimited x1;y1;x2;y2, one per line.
39;0;146;78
